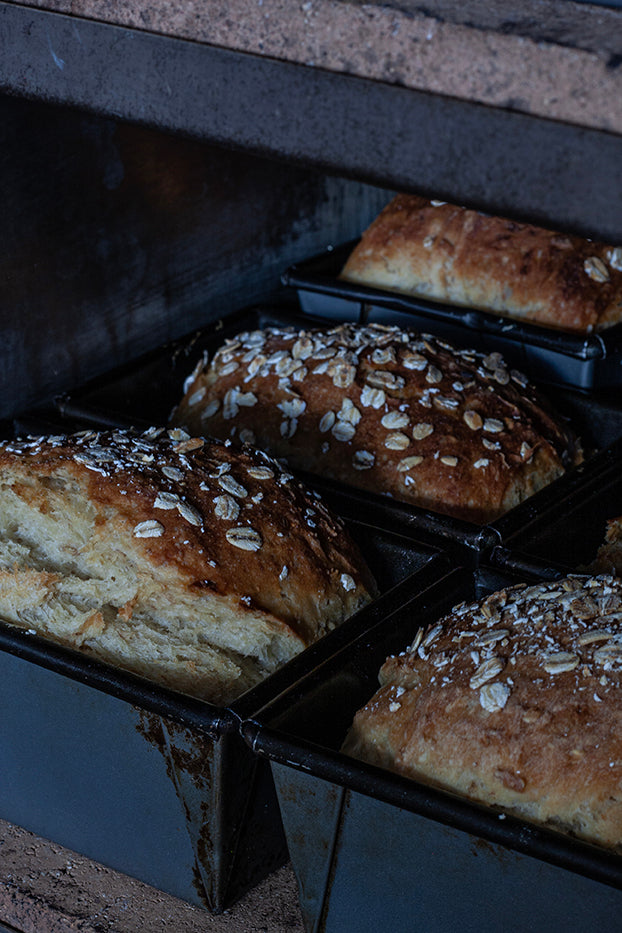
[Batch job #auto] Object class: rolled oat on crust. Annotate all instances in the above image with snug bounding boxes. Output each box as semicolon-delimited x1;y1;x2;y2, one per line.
343;575;622;851
340;194;622;333
171;322;581;523
0;427;376;704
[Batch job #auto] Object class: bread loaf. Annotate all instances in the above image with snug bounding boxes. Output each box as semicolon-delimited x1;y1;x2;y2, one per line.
343;574;622;851
0;427;376;704
590;516;622;576
171;322;581;523
340;194;622;333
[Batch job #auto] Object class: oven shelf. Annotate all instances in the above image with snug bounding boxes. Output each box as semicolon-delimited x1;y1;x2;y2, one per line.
0;0;621;242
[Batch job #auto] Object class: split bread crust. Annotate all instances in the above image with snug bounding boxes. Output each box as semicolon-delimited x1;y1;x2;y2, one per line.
0;427;376;704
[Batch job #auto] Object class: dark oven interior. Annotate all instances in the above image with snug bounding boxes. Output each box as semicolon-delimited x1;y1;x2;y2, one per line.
1;2;621;930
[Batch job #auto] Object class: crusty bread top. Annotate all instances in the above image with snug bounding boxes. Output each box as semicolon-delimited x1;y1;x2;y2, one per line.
343;575;622;850
171;322;581;523
0;428;376;647
340;194;622;333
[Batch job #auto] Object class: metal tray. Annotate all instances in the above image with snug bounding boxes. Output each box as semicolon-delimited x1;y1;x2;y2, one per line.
490;438;622;573
283;242;622;390
0;413;446;911
54;303;622;560
243;562;622;933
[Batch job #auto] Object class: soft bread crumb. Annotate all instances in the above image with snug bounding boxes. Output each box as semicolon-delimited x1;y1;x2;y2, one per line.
0;428;376;704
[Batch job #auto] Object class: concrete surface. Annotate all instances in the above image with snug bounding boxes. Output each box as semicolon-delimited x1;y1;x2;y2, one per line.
5;0;622;134
0;819;304;933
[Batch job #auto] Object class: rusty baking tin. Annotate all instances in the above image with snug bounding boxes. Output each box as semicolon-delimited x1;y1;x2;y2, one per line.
0;635;267;913
0;417;446;912
283;243;622;390
243;562;622;933
54;303;622;561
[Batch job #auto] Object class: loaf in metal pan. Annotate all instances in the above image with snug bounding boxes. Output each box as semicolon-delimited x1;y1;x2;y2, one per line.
340;194;622;333
171;322;581;523
0;428;376;704
591;516;622;576
343;575;622;851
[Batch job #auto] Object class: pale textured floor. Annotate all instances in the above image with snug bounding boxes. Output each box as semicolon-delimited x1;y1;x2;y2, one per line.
0;820;304;933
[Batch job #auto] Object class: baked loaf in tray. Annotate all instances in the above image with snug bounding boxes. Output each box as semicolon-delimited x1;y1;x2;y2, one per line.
340;194;622;333
171;322;581;523
590;516;622;576
343;574;622;851
0;428;376;704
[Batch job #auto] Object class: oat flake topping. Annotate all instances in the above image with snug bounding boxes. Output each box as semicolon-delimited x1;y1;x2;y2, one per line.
388;574;622;714
171;321;579;524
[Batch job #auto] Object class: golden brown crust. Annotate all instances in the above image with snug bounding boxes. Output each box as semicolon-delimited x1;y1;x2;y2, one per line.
343;575;622;851
0;428;376;702
340;194;622;333
171;323;581;524
590;516;622;576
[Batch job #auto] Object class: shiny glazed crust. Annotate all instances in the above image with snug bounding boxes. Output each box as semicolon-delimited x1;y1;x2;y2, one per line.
171;322;580;523
340;194;622;333
0;428;376;703
343;575;622;851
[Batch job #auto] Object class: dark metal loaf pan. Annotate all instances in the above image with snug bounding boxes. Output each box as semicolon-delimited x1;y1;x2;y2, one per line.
283;242;622;390
0;417;447;913
243;562;622;933
54;303;622;561
490;439;622;574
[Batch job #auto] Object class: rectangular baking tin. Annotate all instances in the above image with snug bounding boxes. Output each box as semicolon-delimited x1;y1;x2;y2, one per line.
243;563;622;933
55;302;622;563
0;429;446;912
54;304;622;561
283;242;622;390
491;437;622;572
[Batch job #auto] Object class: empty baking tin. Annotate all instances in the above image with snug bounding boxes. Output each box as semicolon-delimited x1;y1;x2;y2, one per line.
243;562;622;933
283;243;622;390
